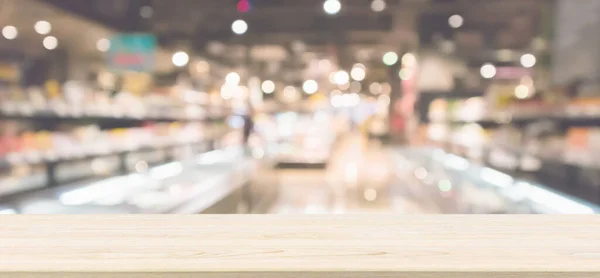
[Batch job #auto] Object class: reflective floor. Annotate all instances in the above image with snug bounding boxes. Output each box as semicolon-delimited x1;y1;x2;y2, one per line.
270;134;440;214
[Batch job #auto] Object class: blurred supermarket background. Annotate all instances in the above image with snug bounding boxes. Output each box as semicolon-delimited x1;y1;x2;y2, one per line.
1;0;599;214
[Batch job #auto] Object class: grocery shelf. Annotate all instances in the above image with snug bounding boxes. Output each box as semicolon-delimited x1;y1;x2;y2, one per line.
0;130;238;199
391;148;600;214
442;112;600;128
1;147;262;214
0;111;228;128
475;145;600;205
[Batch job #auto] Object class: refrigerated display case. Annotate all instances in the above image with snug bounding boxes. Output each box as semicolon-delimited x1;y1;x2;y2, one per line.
391;148;600;214
272;111;336;167
1;147;273;214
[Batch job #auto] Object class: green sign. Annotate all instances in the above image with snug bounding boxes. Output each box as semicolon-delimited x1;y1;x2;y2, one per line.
108;34;157;72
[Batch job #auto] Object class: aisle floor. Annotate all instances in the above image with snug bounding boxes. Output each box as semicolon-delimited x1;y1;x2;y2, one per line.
269;134;445;214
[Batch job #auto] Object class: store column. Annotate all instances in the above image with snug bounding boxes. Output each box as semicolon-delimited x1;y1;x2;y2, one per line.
387;3;420;143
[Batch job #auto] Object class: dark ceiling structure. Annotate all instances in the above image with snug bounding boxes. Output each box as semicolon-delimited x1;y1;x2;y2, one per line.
40;0;549;86
43;0;547;55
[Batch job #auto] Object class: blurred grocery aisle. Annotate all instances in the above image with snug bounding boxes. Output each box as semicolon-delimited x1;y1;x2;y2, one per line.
271;134;444;214
2;0;600;215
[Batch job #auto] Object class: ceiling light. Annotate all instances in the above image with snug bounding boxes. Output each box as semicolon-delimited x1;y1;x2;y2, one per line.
43;36;58;50
2;26;17;40
448;14;464;28
334;70;350;85
172;51;189;67
232;19;248;35
226;72;241;85
351;67;366;81
402;53;416;67
303;80;318;94
520;53;537;68
480;63;496;79
323;0;341;15
383;52;398;66
140;6;154;18
371;0;386;12
34;21;51;35
96;38;110;52
261;80;275;94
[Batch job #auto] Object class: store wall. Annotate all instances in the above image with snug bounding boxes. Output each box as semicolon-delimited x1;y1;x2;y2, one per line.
552;0;600;86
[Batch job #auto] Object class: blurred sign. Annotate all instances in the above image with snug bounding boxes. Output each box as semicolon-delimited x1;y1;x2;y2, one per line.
108;34;156;72
495;67;532;79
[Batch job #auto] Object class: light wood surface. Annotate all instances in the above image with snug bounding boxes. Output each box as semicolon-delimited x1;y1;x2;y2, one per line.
1;215;600;277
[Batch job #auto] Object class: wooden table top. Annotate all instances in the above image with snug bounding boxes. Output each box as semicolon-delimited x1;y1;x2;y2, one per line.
1;215;599;277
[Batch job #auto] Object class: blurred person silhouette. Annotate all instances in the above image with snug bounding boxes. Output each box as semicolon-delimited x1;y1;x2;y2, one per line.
242;108;254;150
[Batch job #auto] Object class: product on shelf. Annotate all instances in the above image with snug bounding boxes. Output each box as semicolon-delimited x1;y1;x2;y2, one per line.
0;121;224;165
0;82;230;121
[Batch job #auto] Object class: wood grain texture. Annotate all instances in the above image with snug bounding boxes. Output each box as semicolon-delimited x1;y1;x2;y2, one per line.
1;215;599;277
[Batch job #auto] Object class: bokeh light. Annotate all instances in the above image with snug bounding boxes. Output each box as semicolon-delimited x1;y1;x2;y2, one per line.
402;53;417;67
96;38;110;52
34;21;51;35
261;80;275;94
383;52;398;66
370;82;383;94
2;26;18;40
232;19;248;35
172;51;190;67
371;0;386;12
323;0;342;15
448;15;464;28
351;66;366;81
520;53;537;68
303;80;319;94
399;68;412;80
480;63;497;79
334;70;350;85
43;36;58;50
226;72;241;85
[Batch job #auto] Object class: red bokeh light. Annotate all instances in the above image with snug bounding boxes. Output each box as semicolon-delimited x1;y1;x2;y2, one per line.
237;0;251;13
